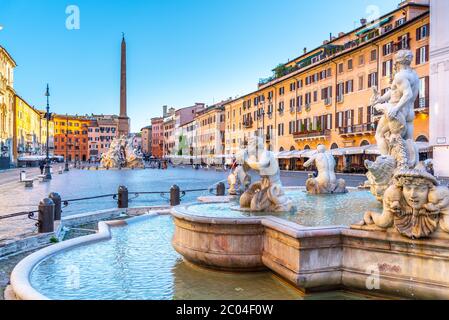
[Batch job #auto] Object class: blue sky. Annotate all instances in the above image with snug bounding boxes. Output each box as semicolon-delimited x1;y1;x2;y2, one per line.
0;0;397;131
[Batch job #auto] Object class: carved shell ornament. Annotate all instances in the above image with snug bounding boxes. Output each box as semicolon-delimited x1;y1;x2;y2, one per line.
392;169;440;239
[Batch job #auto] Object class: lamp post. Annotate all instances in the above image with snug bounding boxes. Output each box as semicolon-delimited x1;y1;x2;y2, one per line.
44;84;52;180
64;114;69;171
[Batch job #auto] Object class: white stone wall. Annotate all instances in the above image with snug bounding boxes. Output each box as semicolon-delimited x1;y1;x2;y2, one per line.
430;0;449;177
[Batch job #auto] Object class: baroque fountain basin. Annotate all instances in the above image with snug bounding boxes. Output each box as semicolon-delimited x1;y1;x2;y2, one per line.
172;188;449;299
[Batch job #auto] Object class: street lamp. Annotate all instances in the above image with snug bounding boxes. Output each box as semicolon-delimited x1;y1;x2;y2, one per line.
64;114;69;171
44;84;52;180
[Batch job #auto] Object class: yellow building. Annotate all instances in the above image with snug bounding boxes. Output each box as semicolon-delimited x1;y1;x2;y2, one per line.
224;0;430;172
0;45;17;167
13;95;42;158
195;103;226;164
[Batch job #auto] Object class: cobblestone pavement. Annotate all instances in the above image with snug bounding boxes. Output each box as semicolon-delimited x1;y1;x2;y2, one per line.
0;167;41;186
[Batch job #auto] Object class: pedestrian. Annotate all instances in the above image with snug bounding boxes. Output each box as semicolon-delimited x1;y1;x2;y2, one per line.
39;160;45;175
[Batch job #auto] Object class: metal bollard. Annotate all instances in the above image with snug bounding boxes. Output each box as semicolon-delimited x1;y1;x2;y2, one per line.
20;170;26;182
170;185;181;206
118;185;129;208
216;182;226;196
49;192;62;221
38;198;55;233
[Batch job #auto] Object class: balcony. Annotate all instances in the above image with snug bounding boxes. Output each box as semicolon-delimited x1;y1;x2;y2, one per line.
415;97;429;114
338;123;376;137
293;129;331;141
324;98;332;106
243;119;254;129
305;104;311;112
266;134;271;142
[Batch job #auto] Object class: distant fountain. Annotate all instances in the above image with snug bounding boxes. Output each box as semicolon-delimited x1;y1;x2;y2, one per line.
101;135;144;169
303;145;347;194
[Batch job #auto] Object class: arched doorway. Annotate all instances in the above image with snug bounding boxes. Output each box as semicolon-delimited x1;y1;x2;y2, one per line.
289;146;296;171
304;145;311;150
360;140;370;147
331;143;339;150
416;135;429;143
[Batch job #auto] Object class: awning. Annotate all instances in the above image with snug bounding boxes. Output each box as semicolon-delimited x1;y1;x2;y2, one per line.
356;16;393;36
296;50;324;67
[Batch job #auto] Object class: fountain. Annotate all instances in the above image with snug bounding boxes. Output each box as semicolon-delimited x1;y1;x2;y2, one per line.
100;135;144;169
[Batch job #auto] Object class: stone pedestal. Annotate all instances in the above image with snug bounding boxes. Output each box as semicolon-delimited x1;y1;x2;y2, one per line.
430;0;449;177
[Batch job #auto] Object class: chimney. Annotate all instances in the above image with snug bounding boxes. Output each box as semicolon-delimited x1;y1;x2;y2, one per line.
360;18;367;26
303;47;307;54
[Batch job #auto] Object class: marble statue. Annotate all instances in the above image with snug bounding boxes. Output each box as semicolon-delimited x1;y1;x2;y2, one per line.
356;50;449;239
238;136;293;212
365;50;420;199
227;161;251;196
101;135;144;169
303;145;347;194
370;50;420;159
363;169;449;239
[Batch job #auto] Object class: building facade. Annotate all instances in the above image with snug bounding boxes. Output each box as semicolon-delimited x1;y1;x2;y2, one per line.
88;115;119;161
13;95;42;159
196;103;226;164
0;46;16;168
224;1;430;171
141;125;152;156
151;117;164;158
53;115;90;162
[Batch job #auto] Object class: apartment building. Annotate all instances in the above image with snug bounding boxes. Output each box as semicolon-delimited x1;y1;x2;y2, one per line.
53;115;90;162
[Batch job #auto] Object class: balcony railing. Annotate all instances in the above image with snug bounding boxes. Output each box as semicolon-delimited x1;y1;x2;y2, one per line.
243;119;254;128
293;129;331;140
324;98;332;106
415;97;429;112
338;123;376;135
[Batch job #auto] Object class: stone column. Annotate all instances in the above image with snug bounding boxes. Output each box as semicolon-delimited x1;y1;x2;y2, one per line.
430;0;449;177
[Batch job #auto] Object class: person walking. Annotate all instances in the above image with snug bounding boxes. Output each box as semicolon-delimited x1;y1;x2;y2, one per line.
39;160;45;175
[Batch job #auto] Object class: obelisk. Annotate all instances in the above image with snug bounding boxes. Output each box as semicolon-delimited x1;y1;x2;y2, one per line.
118;33;130;137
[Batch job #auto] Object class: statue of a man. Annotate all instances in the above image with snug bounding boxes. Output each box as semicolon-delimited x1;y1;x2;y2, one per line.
304;145;347;194
239;136;292;212
370;50;420;156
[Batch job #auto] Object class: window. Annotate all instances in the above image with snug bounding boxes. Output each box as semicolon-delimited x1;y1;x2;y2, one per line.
277;123;284;136
297;80;303;89
416;24;430;41
347;59;353;70
383;60;393;77
313;91;318;102
337;83;345;99
345;80;353;94
383;42;393;56
370;49;377;62
305;93;312;105
338;63;344;73
395;18;406;27
290;82;296;92
368;72;378;88
416;46;429;65
358;55;365;66
358;75;364;91
326;68;332;77
279;87;285;95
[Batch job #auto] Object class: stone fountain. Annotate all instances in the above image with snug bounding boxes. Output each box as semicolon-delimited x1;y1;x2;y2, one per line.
101;135;144;169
